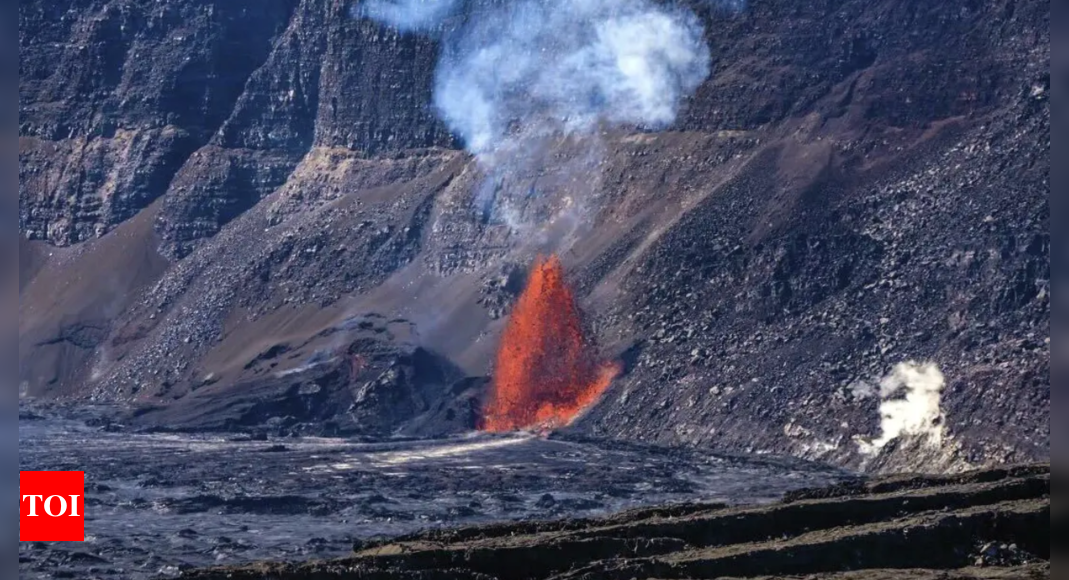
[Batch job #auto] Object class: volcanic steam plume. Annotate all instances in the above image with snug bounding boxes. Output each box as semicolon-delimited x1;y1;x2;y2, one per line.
481;256;620;432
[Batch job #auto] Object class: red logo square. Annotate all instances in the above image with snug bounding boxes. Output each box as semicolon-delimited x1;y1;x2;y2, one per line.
20;471;85;542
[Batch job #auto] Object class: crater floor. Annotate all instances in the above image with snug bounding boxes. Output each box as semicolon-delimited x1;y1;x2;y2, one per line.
18;406;842;579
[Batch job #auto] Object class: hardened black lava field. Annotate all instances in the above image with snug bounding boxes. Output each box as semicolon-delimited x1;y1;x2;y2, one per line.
18;404;845;579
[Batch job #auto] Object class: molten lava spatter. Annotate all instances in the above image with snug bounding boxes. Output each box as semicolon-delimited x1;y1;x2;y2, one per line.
481;255;620;432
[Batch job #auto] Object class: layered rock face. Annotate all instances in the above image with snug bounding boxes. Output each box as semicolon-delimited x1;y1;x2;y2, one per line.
19;0;1048;473
19;0;452;251
181;464;1052;580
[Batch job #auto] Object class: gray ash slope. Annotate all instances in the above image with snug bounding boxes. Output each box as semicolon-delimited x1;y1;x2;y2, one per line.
19;0;1048;473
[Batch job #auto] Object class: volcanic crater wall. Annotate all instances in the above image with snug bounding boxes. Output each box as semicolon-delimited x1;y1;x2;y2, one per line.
19;0;1048;473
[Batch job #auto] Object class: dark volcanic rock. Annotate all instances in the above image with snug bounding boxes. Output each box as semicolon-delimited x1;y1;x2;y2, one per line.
127;315;480;438
19;0;1048;474
178;464;1050;580
20;414;845;580
19;0;453;250
582;75;1050;472
19;0;297;245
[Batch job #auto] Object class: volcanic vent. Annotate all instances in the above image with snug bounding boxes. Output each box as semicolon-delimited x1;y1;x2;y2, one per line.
481;255;620;432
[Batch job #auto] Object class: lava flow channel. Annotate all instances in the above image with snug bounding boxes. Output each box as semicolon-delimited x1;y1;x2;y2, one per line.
480;255;620;432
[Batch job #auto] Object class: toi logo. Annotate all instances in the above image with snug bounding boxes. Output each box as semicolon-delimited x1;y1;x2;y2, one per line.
20;471;85;542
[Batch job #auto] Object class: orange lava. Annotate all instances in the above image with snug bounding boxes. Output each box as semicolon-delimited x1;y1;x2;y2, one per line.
480;255;620;432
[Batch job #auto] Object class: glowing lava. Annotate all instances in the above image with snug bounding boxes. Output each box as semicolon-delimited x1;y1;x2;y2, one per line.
480;255;620;432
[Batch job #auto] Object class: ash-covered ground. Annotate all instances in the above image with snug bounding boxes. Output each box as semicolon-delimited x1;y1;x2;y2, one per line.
18;405;844;580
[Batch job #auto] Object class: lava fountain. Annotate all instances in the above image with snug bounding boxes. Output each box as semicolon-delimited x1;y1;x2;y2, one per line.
480;255;621;432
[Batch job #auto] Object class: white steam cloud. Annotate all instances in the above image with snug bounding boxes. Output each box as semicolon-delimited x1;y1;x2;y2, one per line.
360;0;464;32
857;362;947;456
358;0;711;159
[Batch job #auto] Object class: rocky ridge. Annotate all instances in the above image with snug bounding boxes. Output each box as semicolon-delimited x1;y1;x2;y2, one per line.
178;463;1050;580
